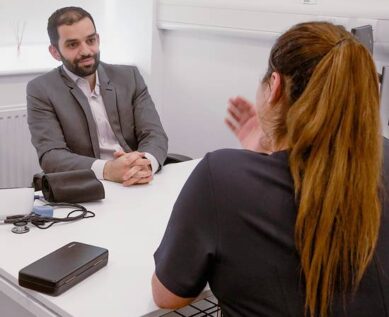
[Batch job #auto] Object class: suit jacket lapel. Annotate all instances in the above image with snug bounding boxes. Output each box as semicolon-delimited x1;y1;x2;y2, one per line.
98;65;131;151
59;66;100;158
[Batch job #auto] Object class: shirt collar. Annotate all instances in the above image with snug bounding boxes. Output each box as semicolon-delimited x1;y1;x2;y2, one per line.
63;65;100;96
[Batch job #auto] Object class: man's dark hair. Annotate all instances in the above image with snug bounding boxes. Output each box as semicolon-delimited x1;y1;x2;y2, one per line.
47;7;96;47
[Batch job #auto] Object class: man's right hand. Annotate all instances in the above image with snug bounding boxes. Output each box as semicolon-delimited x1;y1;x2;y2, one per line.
225;96;265;152
122;155;153;186
103;151;152;186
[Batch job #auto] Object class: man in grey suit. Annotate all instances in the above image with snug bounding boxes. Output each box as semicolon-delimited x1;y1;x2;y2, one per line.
27;7;168;186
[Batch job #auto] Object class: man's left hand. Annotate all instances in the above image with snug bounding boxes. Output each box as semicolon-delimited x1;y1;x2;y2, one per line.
114;150;153;186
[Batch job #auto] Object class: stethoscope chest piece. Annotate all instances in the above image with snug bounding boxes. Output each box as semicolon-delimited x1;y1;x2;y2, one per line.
11;221;30;234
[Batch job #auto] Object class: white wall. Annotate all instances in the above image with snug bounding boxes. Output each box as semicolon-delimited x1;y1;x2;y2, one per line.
156;0;389;158
99;1;154;74
0;74;39;107
0;0;106;46
159;31;270;157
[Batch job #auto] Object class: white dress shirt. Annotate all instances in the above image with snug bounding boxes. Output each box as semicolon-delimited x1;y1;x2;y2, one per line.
63;66;158;179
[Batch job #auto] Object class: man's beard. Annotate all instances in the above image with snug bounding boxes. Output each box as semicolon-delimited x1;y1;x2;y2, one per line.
61;52;100;77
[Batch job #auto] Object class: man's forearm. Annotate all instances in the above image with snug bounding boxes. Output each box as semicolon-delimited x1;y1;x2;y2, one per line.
40;148;96;174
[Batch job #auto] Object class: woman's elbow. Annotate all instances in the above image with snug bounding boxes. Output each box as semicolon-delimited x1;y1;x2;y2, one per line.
152;273;194;309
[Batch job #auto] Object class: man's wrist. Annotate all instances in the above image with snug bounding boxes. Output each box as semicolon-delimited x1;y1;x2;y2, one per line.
144;152;159;174
103;160;113;181
92;159;108;180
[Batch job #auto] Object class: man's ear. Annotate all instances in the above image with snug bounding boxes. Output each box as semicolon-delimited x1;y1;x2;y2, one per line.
268;72;282;104
49;45;62;61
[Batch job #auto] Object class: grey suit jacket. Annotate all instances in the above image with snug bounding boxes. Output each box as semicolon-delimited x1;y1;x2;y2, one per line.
27;62;168;173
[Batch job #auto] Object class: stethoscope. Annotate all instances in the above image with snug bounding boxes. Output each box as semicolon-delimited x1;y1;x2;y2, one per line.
2;202;95;234
11;220;30;234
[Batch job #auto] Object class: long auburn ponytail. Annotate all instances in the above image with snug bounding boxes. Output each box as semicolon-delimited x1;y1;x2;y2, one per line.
264;22;382;316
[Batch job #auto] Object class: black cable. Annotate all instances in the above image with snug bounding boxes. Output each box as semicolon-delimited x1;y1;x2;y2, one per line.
6;202;95;230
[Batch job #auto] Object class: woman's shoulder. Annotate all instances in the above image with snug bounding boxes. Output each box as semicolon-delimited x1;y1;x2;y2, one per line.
205;148;288;166
200;148;290;183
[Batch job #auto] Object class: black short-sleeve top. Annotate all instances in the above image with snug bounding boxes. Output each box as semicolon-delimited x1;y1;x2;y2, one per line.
154;141;389;317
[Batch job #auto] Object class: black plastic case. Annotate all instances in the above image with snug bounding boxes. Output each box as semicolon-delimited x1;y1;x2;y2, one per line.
18;242;108;296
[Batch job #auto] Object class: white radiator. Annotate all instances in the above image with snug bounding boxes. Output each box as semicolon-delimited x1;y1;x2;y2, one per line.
0;105;41;188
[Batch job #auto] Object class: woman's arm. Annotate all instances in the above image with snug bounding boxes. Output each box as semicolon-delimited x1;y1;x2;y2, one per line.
152;273;195;309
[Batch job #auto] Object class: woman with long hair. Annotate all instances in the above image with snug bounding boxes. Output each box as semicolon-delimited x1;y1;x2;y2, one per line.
152;21;389;316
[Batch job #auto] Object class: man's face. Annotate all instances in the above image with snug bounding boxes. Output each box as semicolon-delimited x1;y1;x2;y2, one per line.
50;17;100;77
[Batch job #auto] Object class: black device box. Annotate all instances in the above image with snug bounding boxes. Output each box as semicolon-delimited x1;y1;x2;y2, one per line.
18;242;108;296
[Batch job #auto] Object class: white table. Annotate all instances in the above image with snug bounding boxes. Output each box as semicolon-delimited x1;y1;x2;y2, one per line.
0;159;202;317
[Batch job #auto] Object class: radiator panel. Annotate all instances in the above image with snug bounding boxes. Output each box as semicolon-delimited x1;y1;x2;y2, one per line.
0;106;41;188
